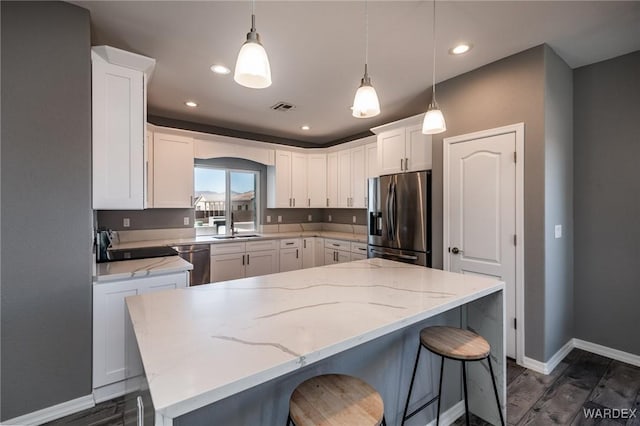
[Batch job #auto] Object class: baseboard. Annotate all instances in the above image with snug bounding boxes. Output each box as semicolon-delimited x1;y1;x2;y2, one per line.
522;338;574;375
1;394;94;426
574;338;640;368
424;400;466;426
93;376;143;404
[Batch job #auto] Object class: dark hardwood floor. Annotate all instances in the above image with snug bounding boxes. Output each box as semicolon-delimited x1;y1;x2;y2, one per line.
45;349;640;426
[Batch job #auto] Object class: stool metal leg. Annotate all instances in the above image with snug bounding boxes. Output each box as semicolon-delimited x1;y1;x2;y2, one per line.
462;361;470;426
436;356;444;426
286;414;293;426
401;343;422;426
487;356;506;426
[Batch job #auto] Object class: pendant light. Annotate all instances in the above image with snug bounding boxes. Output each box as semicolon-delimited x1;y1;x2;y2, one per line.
234;0;272;89
422;0;446;134
352;0;380;118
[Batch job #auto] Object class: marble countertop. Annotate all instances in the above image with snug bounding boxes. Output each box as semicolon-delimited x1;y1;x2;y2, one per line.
94;256;193;283
125;258;503;419
110;230;367;250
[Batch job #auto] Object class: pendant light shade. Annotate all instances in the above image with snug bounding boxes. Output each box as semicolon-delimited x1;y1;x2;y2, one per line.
352;66;381;118
234;6;271;89
352;0;380;118
422;0;446;134
422;102;447;134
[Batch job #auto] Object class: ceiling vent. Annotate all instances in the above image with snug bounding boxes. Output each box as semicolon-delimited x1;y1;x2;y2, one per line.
270;102;296;112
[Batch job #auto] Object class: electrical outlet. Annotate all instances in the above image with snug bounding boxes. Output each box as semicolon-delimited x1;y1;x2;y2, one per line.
266;215;271;223
123;218;130;228
328;215;332;222
555;224;562;239
307;214;312;222
277;215;282;223
352;216;357;223
183;217;190;226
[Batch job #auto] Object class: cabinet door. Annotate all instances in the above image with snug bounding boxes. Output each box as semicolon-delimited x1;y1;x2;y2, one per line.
92;60;144;209
365;142;379;178
405;124;432;171
211;253;246;282
302;238;315;269
326;152;338;208
290;152;308;208
337;149;352;208
273;150;292;208
378;128;405;175
337;250;351;263
153;132;194;207
350;146;366;208
307;154;327;208
324;248;337;265
145;126;154;208
93;282;141;388
350;253;367;261
314;238;325;266
279;247;302;272
246;250;278;277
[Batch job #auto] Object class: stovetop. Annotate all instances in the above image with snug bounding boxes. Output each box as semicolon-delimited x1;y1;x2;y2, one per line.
98;246;178;263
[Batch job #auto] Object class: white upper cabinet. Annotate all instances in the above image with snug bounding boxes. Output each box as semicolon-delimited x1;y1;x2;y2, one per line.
335;145;366;208
365;142;379;178
337;149;351;208
151;132;194;208
326;152;339;208
374;114;432;174
268;150;325;208
91;46;155;210
307;153;327;208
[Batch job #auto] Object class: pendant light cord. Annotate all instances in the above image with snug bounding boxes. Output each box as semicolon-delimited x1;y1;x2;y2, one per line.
251;0;256;31
365;0;369;77
431;0;437;104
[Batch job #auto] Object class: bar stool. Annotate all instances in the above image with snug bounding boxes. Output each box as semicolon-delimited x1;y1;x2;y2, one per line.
287;374;386;426
401;326;504;426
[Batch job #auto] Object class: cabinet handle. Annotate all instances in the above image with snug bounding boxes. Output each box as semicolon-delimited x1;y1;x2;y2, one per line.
247;254;250;265
334;251;338;262
332;243;340;247
242;254;245;265
296;249;299;259
405;158;409;170
294;198;296;207
137;396;144;426
326;198;329;207
286;242;294;245
308;198;311;207
303;240;306;249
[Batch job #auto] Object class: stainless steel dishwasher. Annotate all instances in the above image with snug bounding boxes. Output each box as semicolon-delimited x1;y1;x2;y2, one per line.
171;244;210;286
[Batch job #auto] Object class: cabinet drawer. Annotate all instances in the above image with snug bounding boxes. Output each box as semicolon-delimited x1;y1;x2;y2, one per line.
350;242;368;254
279;238;301;249
211;242;246;255
246;240;278;252
325;239;350;251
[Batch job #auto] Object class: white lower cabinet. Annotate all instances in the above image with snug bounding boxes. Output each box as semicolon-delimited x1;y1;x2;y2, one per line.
302;237;316;269
279;238;302;272
350;242;368;261
210;241;278;282
93;272;188;392
324;239;352;264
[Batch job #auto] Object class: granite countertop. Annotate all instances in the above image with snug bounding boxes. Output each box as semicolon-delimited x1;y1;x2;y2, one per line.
110;230;367;251
125;258;504;419
94;256;193;283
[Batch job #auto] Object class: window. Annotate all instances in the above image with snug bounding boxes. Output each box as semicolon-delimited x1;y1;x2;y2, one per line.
194;166;258;234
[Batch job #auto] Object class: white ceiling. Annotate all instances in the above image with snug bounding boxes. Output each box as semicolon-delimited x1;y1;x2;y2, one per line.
72;1;640;145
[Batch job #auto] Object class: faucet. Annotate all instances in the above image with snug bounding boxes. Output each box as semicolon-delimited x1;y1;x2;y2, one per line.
231;213;237;235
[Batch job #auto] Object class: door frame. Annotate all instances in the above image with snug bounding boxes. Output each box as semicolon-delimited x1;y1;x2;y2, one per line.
443;122;525;365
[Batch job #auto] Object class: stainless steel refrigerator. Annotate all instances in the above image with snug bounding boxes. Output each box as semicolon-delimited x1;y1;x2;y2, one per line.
367;170;431;266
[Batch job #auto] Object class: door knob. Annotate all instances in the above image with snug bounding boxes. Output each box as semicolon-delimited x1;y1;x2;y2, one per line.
451;247;463;254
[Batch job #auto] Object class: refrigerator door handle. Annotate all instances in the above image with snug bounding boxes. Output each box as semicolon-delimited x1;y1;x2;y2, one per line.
371;249;419;261
389;182;397;241
386;181;393;241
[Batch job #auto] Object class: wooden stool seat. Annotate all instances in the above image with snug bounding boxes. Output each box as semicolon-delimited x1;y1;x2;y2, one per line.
420;326;490;361
289;374;385;426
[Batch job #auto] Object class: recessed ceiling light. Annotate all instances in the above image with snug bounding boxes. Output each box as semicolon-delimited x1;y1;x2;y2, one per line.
449;43;472;55
185;101;198;108
301;125;311;131
210;64;231;75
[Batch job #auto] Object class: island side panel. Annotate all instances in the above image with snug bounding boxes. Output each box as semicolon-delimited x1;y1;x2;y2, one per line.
465;289;506;424
172;309;463;426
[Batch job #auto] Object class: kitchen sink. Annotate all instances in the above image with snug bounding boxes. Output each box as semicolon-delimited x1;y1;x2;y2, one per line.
212;234;261;240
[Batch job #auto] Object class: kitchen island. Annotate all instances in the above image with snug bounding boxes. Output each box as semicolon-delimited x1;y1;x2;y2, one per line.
126;258;505;426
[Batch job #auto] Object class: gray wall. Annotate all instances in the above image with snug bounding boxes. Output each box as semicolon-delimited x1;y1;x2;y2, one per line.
97;209;194;231
543;48;574;360
429;46;548;361
1;1;92;420
573;51;640;355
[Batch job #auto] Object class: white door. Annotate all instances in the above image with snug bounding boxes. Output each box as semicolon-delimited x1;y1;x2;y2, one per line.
446;131;517;358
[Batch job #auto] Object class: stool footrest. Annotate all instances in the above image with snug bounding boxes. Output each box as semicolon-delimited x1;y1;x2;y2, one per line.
403;394;439;421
